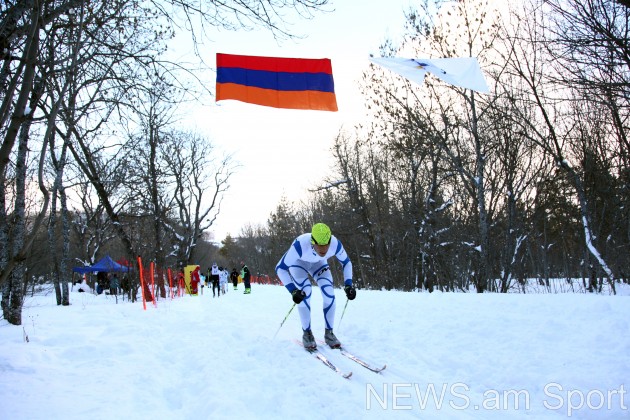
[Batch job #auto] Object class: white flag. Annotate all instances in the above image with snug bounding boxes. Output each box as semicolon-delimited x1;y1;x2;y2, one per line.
369;56;489;93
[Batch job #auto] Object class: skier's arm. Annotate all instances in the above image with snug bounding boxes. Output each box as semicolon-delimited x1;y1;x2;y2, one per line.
335;240;356;300
276;239;302;291
334;240;353;287
275;242;307;304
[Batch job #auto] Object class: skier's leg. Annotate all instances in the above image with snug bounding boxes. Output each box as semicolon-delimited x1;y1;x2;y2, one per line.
316;268;336;330
291;268;313;331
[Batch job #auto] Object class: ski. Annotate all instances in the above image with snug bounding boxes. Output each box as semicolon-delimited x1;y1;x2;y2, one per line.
319;340;387;373
309;348;353;379
295;340;352;379
339;348;387;373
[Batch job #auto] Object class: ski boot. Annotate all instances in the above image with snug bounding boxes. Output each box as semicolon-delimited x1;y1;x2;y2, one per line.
302;329;316;350
324;329;341;349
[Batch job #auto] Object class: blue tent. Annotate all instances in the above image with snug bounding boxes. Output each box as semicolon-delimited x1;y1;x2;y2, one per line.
73;255;131;274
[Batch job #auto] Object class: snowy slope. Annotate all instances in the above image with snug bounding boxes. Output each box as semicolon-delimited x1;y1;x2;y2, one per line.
1;283;629;419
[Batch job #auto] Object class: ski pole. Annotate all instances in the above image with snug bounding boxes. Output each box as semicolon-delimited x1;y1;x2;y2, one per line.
337;298;350;331
273;302;296;339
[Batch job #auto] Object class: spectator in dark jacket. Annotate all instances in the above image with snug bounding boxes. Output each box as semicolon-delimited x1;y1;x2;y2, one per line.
230;268;239;291
241;262;251;294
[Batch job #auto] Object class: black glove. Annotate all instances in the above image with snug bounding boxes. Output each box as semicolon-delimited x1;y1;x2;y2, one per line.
292;289;306;304
344;285;356;300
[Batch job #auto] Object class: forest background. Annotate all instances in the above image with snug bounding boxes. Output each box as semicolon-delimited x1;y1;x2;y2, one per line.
1;0;629;326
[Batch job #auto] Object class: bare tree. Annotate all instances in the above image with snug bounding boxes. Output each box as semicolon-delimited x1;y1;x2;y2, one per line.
48;135;71;306
1;0;333;324
501;0;622;291
162;131;236;265
123;71;180;270
363;0;502;292
329;132;399;289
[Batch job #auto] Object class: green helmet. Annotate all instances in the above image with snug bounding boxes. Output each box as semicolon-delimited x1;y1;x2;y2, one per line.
311;223;331;245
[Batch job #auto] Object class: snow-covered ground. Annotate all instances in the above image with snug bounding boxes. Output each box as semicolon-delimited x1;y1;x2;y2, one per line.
1;282;629;419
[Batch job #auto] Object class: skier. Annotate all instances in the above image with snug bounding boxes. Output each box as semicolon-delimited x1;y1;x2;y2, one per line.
230;268;239;291
275;222;356;350
211;263;220;297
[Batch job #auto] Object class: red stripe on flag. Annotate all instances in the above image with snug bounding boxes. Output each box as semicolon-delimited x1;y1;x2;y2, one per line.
217;53;333;75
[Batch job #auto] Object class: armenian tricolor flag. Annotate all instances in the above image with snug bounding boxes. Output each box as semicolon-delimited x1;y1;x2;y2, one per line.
215;53;338;111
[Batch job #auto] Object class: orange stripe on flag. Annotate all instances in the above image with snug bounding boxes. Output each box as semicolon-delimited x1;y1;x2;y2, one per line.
217;83;338;112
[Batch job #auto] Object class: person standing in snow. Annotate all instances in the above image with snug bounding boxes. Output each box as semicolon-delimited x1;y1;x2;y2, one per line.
110;273;120;296
205;267;211;288
176;270;185;296
213;266;224;296
241;262;251;294
275;223;356;350
219;268;228;294
211;263;220;297
230;268;239;291
109;273;121;303
190;266;201;295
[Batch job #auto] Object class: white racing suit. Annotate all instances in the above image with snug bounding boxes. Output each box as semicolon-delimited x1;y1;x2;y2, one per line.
275;233;353;331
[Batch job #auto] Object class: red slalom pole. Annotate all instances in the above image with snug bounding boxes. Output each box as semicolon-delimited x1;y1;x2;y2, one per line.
137;256;147;310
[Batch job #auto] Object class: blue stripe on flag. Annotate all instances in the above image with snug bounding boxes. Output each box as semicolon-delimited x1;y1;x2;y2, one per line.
217;67;335;93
